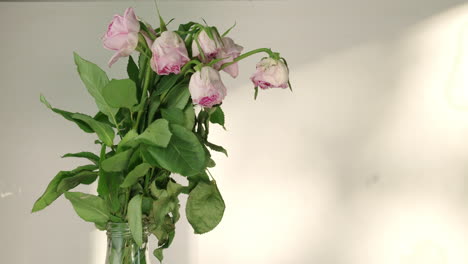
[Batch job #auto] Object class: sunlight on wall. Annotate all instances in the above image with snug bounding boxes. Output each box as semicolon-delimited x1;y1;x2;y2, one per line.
366;200;467;264
359;3;468;264
447;23;468;110
86;3;468;264
195;4;468;263
91;229;107;264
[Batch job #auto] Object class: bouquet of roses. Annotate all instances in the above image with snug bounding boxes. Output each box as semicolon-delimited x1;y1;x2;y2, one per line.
32;7;290;263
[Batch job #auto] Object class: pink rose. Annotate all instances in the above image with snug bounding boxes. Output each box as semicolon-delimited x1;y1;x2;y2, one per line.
214;37;243;78
103;7;140;67
150;31;190;75
189;67;227;108
250;57;289;89
191;30;223;62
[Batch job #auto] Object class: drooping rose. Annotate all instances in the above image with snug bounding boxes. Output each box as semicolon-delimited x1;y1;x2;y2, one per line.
189;67;227;108
191;30;223;62
150;31;189;75
214;37;243;78
250;57;289;89
103;7;140;67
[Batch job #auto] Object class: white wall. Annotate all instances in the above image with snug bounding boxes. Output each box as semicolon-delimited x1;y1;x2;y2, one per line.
1;1;468;263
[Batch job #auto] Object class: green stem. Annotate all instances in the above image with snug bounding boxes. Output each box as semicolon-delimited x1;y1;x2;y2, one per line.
134;62;153;131
181;59;203;74
108;114;123;139
144;168;153;194
122;188;130;217
219;48;274;70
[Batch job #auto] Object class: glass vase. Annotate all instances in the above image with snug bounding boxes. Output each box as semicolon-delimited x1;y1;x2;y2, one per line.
105;223;150;264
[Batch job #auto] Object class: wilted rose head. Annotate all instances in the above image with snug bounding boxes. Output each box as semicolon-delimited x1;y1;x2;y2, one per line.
103;7;140;67
250;57;289;89
214;37;243;78
150;31;190;75
189;67;227;108
191;30;223;62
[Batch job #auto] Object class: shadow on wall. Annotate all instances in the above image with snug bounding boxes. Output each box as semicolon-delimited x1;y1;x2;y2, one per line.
228;0;468;68
208;2;468;264
1;1;468;264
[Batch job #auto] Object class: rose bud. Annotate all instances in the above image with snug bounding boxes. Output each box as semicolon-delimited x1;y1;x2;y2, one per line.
214;37;243;78
189;67;227;108
103;7;140;67
191;30;223;62
150;31;190;75
251;57;289;89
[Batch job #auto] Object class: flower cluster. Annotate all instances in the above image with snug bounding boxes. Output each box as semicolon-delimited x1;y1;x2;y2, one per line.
103;7;290;107
33;7;291;264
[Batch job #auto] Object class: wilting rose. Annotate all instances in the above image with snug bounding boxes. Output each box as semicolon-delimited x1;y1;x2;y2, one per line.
150;31;189;75
103;7;140;67
214;37;243;78
191;30;223;62
189;67;227;108
250;57;289;89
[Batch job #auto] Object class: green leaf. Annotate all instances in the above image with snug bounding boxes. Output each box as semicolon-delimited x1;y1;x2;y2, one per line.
150;180;182;223
205;141;228;157
152;214;176;249
102;79;138;109
127;56;139;86
186;181;225;234
143;124;206;177
97;144;108;196
128;146;143;172
71;113;115;147
166;229;176;247
62;152;99;165
155;74;182;96
204;26;215;41
153;248;164;263
95;222;106;231
141;146;160;167
161;108;185;126
96;147;124;214
101;149;133;172
209;106;225;128
177;21;196;40
147;93;161;124
121;163;152;188
40;94;93;133
56;171;98;193
151;194;177;228
127;194;143;247
157;5;168;32
100;170;123;214
136;119;172;148
150;181;164;198
116;108;134;138
222;22;237;37
73;52;118;120
184;171;210;194
183;103;196;130
142;196;153;215
167;181;183;197
153;198;173;227
117;129;139;152
206;158;216;168
64;192;110;224
32;164;97;212
139;21;155;40
93;111;114;127
164;81;190;110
